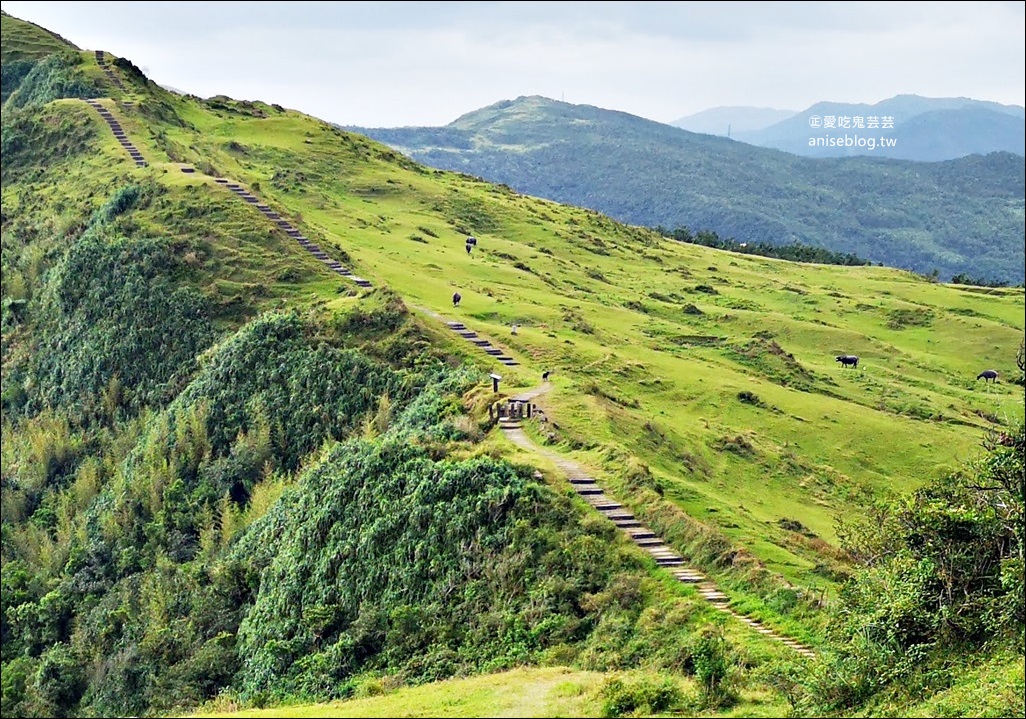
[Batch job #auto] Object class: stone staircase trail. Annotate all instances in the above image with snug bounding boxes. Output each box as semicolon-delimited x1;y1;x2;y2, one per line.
210;178;372;288
500;384;817;660
409;306;521;369
84;52;370;289
76;52;810;661
95;50;127;93
84;98;147;167
443;320;519;367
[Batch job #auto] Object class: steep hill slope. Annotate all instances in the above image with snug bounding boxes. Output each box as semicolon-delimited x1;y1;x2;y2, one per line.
0;9;80;104
2;12;1023;719
347;95;1025;285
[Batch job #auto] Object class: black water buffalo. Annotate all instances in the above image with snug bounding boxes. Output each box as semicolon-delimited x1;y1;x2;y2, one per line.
836;354;859;368
452;292;461;307
977;369;999;382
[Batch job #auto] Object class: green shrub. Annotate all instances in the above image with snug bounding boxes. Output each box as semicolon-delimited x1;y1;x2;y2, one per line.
4;52;95;109
599;674;683;717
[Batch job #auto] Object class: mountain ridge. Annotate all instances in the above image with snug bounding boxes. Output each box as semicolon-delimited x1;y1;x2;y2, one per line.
347;94;1025;285
735;93;1025;160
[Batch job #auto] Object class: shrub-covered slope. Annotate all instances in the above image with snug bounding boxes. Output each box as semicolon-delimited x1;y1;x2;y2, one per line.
1;12;1023;719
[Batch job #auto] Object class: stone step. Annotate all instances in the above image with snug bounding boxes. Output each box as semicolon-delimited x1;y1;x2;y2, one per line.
649;548;682;558
674;573;704;584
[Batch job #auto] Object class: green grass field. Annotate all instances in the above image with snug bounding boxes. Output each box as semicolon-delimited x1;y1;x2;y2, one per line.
19;67;1023;594
3;42;1024;719
183;666;793;718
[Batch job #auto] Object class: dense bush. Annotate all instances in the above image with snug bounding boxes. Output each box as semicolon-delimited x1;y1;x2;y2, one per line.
0;57;35;103
793;419;1025;715
3;52;95;109
13;229;217;422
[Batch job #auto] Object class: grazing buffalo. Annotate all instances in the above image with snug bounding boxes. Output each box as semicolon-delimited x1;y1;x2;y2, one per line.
836;354;859;368
977;369;999;382
452;292;462;307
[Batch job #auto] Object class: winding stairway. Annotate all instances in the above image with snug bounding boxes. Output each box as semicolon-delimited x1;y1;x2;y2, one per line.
94;50;126;93
443;320;519;367
501;383;817;660
80;92;369;287
76;51;813;658
84;98;146;167
210;178;372;288
411;306;521;370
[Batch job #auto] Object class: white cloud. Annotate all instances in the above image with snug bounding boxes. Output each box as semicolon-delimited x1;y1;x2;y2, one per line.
3;0;1022;126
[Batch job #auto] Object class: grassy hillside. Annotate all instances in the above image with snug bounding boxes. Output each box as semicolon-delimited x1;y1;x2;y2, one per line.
0;9;78;62
0;9;81;104
347;95;1026;285
2;12;1023;719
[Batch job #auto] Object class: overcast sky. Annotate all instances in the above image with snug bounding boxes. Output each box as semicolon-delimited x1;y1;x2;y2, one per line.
5;1;1024;127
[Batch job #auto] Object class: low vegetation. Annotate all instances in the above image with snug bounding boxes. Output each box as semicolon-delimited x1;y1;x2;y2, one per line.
1;12;1023;718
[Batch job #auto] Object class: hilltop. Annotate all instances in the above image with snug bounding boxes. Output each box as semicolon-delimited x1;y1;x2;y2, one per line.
1;12;1023;719
346;94;1025;285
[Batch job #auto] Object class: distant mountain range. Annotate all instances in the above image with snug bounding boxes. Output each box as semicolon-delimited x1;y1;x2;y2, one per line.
670;106;797;135
674;95;1025;162
345;95;1025;285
